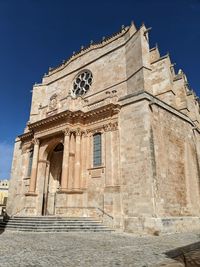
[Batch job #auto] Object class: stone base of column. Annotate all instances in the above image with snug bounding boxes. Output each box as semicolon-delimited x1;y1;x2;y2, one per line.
57;189;84;194
25;192;38;197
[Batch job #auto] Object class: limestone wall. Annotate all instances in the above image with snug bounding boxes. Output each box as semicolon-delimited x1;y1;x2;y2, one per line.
29;24;153;125
7;139;26;215
7;22;200;234
119;99;156;232
151;104;200;217
149;45;200;130
117;91;200;234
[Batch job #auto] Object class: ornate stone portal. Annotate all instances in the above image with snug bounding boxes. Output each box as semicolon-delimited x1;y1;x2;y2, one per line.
7;22;200;234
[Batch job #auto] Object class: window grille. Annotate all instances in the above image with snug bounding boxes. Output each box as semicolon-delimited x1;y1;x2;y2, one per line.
73;70;93;97
93;133;102;167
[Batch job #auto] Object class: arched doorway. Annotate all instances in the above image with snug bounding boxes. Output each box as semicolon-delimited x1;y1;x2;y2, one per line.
42;143;64;215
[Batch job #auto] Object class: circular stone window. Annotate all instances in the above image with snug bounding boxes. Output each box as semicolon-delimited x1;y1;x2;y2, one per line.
72;70;93;97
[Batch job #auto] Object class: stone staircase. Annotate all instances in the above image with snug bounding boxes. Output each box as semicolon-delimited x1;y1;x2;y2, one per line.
0;216;113;232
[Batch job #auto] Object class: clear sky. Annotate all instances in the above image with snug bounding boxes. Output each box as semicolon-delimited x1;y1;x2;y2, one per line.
0;0;200;179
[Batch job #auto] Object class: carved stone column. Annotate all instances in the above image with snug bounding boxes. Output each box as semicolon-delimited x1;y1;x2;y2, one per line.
86;132;91;170
111;123;119;185
74;128;81;189
28;138;40;194
60;128;70;191
68;133;75;189
81;131;87;189
105;123;113;186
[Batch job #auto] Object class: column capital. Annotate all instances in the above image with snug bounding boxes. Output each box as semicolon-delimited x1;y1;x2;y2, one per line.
75;128;82;136
63;128;71;136
82;130;88;138
32;138;40;146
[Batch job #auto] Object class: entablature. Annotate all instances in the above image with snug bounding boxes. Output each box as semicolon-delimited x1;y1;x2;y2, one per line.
19;103;120;142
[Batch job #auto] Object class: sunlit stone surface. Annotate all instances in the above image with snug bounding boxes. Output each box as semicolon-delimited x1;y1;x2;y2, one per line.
7;22;200;234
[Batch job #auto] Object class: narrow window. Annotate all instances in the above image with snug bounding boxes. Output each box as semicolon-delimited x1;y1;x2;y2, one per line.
93;133;102;167
27;150;33;177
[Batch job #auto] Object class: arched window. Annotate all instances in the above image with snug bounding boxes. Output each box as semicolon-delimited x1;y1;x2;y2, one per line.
27;150;33;177
93;133;102;167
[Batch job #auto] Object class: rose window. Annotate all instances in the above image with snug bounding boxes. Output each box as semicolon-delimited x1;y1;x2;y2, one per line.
72;70;93;96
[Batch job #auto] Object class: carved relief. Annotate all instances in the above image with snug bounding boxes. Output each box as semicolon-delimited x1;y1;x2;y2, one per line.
104;122;118;132
49;94;58;111
89;127;104;135
87;121;118;135
46;94;59;117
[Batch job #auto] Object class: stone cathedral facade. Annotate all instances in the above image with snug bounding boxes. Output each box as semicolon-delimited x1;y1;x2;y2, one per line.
7;23;200;234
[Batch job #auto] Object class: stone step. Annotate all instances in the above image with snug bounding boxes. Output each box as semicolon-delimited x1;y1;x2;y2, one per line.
9;219;101;223
0;216;113;233
0;227;112;232
13;216;97;220
0;226;112;232
5;220;101;224
5;223;102;226
0;226;108;230
0;222;107;227
0;225;108;230
1;220;105;224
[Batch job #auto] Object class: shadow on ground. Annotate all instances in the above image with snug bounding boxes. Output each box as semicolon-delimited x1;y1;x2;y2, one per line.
0;219;6;235
0;213;9;235
164;241;200;266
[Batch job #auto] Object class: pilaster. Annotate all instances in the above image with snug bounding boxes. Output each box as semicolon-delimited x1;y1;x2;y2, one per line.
105;123;113;186
60;128;70;191
74;128;81;189
81;131;87;189
26;138;40;195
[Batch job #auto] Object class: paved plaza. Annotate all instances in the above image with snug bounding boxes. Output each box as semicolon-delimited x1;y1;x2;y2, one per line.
0;230;200;266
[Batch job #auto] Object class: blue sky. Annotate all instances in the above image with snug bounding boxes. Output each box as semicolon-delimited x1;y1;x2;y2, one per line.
0;0;200;179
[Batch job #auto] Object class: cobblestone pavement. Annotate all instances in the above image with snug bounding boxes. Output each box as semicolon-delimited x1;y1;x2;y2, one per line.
0;230;199;267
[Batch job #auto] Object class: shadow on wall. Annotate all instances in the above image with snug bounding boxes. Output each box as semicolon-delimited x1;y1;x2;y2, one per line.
165;241;200;266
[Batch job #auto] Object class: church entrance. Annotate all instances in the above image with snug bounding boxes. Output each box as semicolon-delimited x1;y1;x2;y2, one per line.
42;143;64;215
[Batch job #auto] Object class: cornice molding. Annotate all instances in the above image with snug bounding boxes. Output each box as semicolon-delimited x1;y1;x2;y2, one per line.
18;103;121;141
47;26;130;77
42;24;143;86
119;91;200;131
19;132;33;142
29;103;120;129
